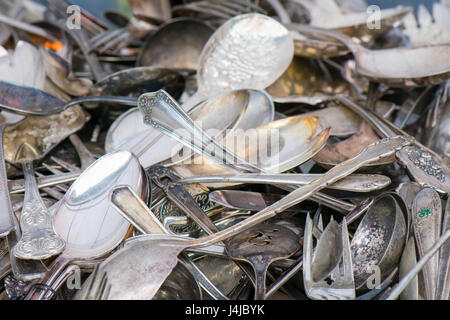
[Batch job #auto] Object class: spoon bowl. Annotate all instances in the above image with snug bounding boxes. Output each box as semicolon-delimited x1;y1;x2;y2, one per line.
351;194;407;292
137;18;214;71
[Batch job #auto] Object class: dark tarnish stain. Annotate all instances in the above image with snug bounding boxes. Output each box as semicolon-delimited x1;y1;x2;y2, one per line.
0;81;63;114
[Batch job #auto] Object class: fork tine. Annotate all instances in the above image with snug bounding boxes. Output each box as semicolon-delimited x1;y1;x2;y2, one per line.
50;156;80;173
191;2;235;19
206;1;248;15
229;0;268;13
90;28;126;51
312;207;322;239
92;270;109;300
340;217;356;299
302;213;314;295
98;30;130;54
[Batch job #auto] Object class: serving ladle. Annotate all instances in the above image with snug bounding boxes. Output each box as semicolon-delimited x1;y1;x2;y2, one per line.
81;136;410;299
25;151;148;300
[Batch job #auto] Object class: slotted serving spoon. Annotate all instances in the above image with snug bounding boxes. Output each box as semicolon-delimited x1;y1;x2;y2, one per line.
226;223;300;300
81;136;410;299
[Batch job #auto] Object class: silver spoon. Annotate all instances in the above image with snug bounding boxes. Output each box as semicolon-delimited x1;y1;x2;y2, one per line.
25;151;148;300
192;13;294;106
179;173;391;193
108;185;231;300
107;89;273;168
0;81;137;116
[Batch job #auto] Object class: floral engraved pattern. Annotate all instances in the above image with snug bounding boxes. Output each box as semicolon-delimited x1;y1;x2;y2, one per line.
21;200;47;226
406;147;446;182
13;234;65;260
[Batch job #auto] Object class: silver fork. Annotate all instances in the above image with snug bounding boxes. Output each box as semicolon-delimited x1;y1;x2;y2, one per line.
173;0;266;20
89;16;157;54
303;214;355;300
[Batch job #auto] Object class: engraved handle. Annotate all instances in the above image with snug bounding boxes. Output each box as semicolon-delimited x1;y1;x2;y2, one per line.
190;136;411;248
13;160;65;260
138;90;258;173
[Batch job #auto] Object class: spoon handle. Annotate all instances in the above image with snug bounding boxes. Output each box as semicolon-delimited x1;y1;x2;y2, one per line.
337;95;450;194
8;171;80;194
178;173;391;193
13;160;65;260
138;90;258;173
25;255;71;300
253;262;269;300
436;200;450;300
191;136;410;249
412;188;442;300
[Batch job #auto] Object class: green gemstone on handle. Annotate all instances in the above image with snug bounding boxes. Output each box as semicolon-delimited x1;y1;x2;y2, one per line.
418;208;432;218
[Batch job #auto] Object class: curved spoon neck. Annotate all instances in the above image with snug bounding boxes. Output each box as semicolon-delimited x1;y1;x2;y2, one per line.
21;161;41;204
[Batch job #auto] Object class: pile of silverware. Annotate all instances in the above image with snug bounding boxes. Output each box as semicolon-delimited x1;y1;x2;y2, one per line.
0;0;448;300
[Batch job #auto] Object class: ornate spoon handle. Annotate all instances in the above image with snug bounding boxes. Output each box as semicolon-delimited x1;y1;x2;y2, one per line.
138;90;258;173
12;160;65;260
